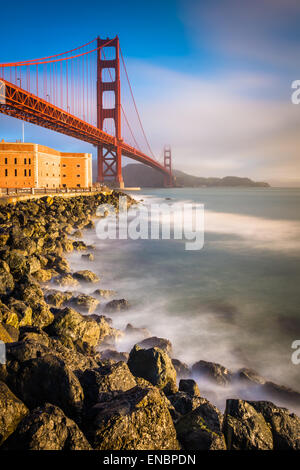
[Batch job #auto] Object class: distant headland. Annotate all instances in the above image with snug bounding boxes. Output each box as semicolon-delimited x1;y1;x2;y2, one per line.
118;163;270;188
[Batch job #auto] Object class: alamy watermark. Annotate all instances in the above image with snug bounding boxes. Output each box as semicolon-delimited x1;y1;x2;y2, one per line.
96;196;204;250
291;340;300;365
0;340;6;365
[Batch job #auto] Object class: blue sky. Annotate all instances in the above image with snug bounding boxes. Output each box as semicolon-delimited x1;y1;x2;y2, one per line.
1;0;300;185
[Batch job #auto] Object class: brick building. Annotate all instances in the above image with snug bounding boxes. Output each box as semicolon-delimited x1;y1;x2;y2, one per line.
0;141;92;189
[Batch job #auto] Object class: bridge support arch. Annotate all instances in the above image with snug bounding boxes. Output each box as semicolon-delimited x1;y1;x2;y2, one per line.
97;36;124;188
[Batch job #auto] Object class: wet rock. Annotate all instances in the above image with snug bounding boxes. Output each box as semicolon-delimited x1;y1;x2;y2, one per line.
192;360;233;386
93;289;116;299
247;401;300;450
89;314;122;345
70;294;99;314
172;358;190;379
223;399;273;450
176;399;226;450
125;323;150;339
4;403;92;450
179;379;200;397
5;250;28;280
104;299;130;312
86;386;180;450
44;289;73;307
80;362;137;407
49;307;100;349
138;336;173;355
8;354;84;420
32;269;52;283
0;323;14;343
53;274;79;287
0;300;19;328
169;391;204;416
0;381;29;446
128;345;177;395
235;367;266;386
0;261;14;296
73;270;100;283
262;381;300;408
100;349;129;363
7;298;32;327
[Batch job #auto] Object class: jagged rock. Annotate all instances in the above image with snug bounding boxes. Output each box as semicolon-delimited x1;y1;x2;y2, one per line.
89;314;122;345
73;241;88;251
44;289;73;307
169;391;204;416
5;250;28;280
53;274;79;287
73;230;83;239
0;261;14;296
70;294;99;314
3;403;92;450
248;401;300;450
172;358;190;379
0;300;19;328
49;307;100;348
128;345;177;395
32;269;52;282
100;349;129;363
138;336;172;355
235;367;266;386
176;399;226;450
80;362;137;407
223;399;273;450
0;323;14;343
179;379;200;397
93;289;116;299
73;270;100;283
8;354;84;420
104;299;130;312
7;298;32;327
192;360;233;386
27;255;41;274
0;381;29;446
86;386;180;450
262;381;300;408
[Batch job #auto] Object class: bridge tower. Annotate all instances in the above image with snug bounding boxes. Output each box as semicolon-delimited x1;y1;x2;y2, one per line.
163;146;173;187
97;36;124;188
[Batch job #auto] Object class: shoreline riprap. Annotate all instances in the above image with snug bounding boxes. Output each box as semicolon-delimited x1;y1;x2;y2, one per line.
0;191;299;450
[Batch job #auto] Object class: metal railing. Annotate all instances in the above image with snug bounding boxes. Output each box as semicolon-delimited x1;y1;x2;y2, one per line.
0;187;99;196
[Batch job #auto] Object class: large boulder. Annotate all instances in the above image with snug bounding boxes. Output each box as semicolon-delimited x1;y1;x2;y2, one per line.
86;386;180;450
0;381;29;446
7;298;32;327
172;358;190;379
0;261;14;296
192;360;233;386
223;399;273;450
0;323;14;343
8;354;84;420
49;307;100;348
179;379;200;397
175;399;226;450
73;270;100;283
104;299;130;312
248;401;300;450
128;345;177;395
44;289;73;308
70;294;99;314
3;403;91;450
169;391;204;417
80;362;137;407
138;336;173;355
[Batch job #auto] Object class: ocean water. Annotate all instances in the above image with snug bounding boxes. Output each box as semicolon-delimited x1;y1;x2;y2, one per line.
68;187;300;411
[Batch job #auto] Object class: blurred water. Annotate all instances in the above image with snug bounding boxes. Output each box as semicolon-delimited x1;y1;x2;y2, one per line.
68;187;300;409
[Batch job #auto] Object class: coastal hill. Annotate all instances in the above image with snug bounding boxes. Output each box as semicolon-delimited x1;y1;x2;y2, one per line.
121;163;270;188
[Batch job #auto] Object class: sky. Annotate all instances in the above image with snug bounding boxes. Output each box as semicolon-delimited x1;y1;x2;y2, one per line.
0;0;300;186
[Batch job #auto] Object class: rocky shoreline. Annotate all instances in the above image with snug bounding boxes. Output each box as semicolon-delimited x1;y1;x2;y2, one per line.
0;191;299;450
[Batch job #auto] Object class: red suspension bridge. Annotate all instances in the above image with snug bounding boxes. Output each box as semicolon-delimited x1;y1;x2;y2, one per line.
0;36;173;188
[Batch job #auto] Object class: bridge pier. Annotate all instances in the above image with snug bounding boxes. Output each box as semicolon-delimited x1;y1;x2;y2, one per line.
163;146;173;187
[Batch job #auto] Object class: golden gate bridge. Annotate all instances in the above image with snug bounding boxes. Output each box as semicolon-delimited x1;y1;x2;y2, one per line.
0;36;173;188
